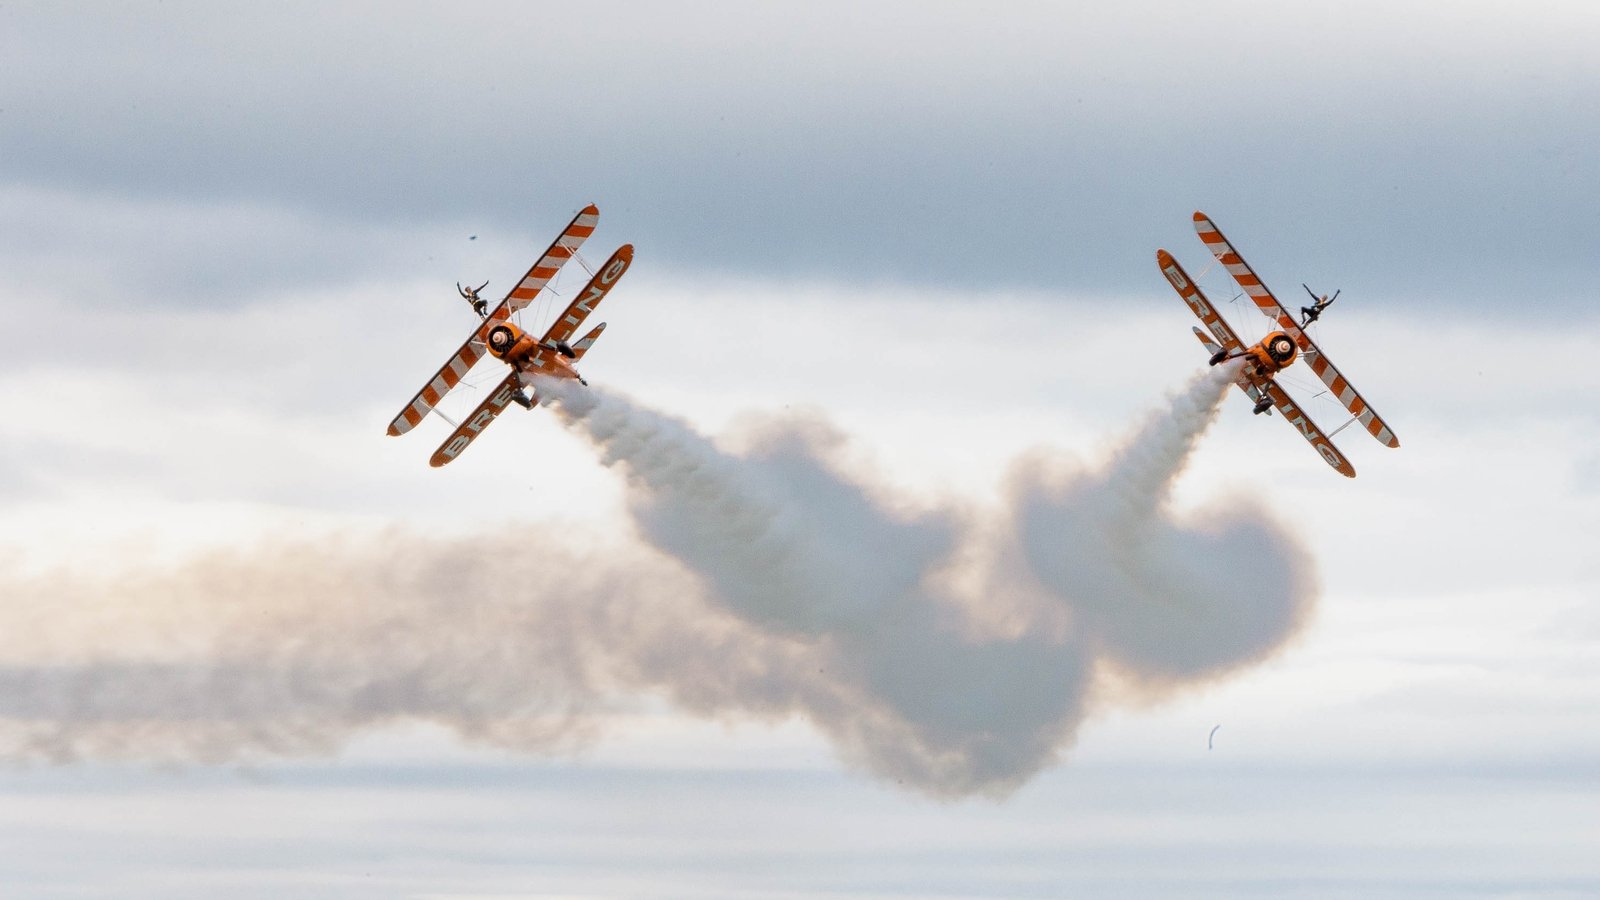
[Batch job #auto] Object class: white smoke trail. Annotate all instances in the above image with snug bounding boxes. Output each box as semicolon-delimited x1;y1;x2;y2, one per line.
0;367;1315;796
0;534;834;765
531;367;1314;791
1010;362;1317;684
538;379;1090;793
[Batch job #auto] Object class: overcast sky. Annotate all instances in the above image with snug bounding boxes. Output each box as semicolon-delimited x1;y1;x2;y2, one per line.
2;2;1598;897
5;1;1598;306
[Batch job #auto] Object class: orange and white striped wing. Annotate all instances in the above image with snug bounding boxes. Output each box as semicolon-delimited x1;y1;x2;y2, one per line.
428;374;528;467
387;324;494;436
1192;212;1291;324
501;204;599;314
1193;213;1399;449
1260;379;1356;478
1291;333;1400;448
1158;249;1244;352
539;244;633;347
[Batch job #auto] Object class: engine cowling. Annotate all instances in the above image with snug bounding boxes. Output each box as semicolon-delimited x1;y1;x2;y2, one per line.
485;322;537;363
1255;329;1298;370
486;324;516;355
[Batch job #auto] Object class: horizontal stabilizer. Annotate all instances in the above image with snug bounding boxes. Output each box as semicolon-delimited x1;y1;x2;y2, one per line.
1191;327;1266;410
571;322;607;360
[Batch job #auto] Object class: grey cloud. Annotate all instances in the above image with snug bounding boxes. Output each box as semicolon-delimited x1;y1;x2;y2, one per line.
2;2;1597;306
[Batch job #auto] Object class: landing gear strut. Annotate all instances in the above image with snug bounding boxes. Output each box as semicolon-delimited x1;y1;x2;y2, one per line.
1252;395;1272;415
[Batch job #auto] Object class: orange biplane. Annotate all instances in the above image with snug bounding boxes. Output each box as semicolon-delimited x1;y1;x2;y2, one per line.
1157;212;1398;477
387;203;633;467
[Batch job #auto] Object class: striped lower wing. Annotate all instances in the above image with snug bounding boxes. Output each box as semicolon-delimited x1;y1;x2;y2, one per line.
1263;380;1357;478
541;244;633;346
428;373;525;467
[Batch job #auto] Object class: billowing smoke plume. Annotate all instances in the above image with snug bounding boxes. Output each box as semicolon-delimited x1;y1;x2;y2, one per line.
1009;361;1316;685
0;364;1316;796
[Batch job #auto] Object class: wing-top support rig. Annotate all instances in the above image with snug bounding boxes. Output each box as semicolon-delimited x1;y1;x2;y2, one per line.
386;203;634;467
1157;212;1399;478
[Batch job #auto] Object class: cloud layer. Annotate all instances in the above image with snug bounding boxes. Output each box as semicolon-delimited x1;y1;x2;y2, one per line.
3;3;1596;303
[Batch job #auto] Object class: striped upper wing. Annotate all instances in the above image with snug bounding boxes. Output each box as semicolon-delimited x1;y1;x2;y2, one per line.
387;322;495;436
1289;331;1398;447
503;205;599;314
1192;212;1291;325
386;205;599;436
1192;212;1399;449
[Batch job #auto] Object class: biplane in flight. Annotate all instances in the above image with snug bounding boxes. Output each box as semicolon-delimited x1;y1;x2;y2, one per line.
386;204;633;467
1157;212;1398;477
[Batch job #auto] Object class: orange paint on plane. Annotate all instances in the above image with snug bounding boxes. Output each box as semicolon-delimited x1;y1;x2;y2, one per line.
386;205;635;464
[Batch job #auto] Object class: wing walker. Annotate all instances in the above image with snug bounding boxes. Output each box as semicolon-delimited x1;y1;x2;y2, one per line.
1158;212;1399;478
387;203;633;467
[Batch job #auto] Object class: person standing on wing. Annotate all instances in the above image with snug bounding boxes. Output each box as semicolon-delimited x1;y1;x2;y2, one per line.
1300;283;1339;326
458;280;490;318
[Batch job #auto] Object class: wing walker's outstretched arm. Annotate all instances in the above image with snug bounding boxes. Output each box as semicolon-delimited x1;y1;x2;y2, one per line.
458;280;491;317
1299;283;1338;326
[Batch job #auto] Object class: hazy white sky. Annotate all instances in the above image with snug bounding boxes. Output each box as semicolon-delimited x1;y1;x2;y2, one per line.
2;2;1598;897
